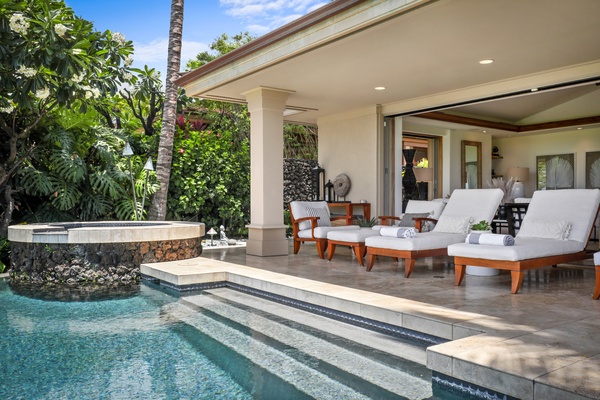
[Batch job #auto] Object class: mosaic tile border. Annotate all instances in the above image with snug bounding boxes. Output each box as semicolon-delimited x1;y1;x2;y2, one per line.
432;372;516;400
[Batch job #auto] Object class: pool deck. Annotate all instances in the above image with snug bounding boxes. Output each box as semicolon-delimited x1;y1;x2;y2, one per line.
142;241;600;400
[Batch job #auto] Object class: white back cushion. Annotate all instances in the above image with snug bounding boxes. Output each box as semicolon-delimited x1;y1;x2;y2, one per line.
441;189;504;223
405;200;446;219
517;189;600;243
289;201;331;231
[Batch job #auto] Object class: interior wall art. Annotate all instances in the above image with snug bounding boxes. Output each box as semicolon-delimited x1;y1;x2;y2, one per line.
536;153;575;190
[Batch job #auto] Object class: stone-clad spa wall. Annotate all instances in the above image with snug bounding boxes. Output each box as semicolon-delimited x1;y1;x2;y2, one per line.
9;238;202;285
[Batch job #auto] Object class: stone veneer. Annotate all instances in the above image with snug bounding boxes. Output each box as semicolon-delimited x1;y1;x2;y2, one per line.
8;221;204;287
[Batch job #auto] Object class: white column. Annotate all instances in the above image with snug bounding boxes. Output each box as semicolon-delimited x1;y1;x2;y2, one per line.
244;87;291;256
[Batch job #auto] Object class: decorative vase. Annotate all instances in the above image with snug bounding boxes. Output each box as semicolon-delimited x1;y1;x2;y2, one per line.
402;148;417;212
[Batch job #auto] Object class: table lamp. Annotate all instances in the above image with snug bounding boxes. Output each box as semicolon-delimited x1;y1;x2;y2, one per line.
507;167;529;199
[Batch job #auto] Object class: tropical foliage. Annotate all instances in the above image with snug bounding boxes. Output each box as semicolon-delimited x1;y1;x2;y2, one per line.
0;0;135;236
168;119;250;236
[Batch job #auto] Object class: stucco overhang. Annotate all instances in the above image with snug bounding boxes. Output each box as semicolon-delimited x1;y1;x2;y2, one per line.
176;0;600;134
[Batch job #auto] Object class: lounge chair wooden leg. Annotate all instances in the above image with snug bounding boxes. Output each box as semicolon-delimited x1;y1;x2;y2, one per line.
327;243;337;261
404;259;415;278
354;244;365;266
454;264;466;286
352;243;366;267
594;266;600;300
316;240;327;259
366;254;376;271
511;271;524;294
293;240;301;254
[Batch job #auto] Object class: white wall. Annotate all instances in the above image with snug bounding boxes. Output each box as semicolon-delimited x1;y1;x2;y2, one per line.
492;127;600;197
317;106;380;213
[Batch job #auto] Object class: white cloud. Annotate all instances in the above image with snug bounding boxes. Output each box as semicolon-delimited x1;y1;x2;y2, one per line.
220;0;325;24
133;38;170;63
132;38;209;65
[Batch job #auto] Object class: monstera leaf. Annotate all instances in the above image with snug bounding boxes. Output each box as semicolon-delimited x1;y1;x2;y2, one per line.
546;157;573;189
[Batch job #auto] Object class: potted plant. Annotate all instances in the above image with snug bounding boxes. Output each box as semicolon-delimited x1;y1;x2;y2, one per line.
470;220;492;232
466;220;500;276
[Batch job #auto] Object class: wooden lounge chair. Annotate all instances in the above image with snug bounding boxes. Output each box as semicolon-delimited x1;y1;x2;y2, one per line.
449;189;600;295
327;199;446;266
289;201;360;259
365;189;503;277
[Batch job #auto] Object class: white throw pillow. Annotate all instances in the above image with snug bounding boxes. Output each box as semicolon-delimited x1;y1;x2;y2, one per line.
517;219;571;240
305;207;331;228
432;215;472;234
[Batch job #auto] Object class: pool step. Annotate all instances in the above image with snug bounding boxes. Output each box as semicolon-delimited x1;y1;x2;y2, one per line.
167;289;431;399
164;301;371;399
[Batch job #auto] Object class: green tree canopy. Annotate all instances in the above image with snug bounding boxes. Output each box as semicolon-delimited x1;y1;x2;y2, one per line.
0;0;135;236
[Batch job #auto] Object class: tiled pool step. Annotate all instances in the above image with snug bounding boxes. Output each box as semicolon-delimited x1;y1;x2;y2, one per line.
142;257;600;400
174;289;432;399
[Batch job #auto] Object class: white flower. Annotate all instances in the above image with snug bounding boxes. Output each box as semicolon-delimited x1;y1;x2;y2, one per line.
90;88;101;99
71;73;84;84
124;55;133;67
123;72;133;81
35;88;50;100
112;32;126;46
15;65;37;78
54;23;67;36
9;14;29;35
0;104;14;114
84;91;93;99
72;48;83;55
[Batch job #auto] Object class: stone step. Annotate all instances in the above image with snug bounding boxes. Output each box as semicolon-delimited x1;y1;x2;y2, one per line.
167;288;431;399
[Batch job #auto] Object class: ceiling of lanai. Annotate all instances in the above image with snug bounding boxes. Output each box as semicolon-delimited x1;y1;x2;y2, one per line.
177;0;600;138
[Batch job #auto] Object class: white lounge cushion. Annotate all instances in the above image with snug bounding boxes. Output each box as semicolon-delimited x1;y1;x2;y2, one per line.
365;232;466;251
327;229;380;242
595;252;600;265
297;225;359;239
432;215;472;234
517;219;571;240
448;237;584;262
518;189;600;244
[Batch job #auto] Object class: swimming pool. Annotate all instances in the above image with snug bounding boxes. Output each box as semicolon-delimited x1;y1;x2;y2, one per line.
0;279;459;399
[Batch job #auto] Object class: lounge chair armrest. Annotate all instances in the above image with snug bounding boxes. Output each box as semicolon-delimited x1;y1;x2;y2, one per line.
291;216;319;237
413;217;437;232
378;215;401;226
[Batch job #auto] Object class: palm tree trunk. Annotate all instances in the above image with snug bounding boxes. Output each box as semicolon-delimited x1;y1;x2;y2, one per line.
148;0;184;220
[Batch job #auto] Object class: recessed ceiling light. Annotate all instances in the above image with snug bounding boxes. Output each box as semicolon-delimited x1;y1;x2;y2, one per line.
531;88;538;92
479;59;494;65
374;86;386;91
577;127;583;130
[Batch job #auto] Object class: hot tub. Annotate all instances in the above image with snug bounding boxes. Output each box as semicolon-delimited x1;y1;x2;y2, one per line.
8;221;205;287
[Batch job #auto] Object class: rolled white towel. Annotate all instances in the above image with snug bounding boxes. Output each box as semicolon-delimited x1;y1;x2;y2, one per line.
380;226;417;238
467;232;515;246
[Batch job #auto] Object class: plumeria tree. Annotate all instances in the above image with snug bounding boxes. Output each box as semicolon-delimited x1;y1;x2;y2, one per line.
0;0;135;236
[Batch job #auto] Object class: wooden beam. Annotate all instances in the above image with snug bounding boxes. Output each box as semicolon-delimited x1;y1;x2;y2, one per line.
416;112;600;133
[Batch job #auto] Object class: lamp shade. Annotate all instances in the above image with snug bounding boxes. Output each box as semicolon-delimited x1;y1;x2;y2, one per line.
413;167;433;182
507;167;529;182
143;156;154;171
122;141;134;157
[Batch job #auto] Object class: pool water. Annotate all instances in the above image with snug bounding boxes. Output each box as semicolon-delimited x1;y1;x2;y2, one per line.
0;280;458;399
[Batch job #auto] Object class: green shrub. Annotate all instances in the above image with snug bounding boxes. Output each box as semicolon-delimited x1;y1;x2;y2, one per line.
168;123;250;237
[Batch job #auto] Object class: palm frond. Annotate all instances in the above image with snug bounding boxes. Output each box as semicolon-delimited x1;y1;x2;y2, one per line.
546;157;573;189
115;197;139;221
